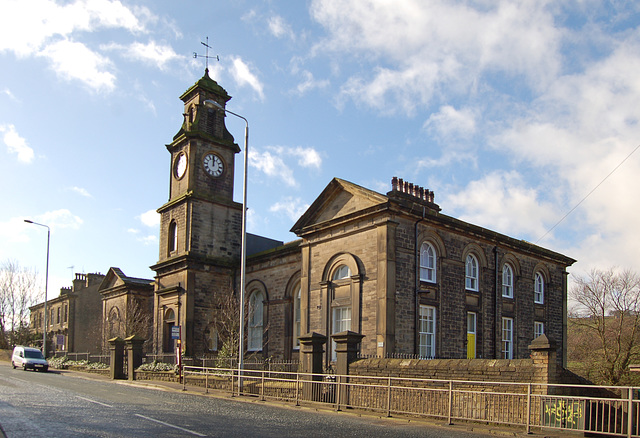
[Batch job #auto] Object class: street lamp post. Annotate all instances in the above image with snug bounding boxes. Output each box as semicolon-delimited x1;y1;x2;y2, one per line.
24;220;49;358
203;99;248;392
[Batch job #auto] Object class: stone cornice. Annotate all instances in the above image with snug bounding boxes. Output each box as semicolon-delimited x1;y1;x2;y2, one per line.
157;190;242;213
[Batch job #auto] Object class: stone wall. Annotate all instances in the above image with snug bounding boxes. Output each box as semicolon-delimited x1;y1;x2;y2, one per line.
244;241;302;360
133;371;179;382
350;358;544;383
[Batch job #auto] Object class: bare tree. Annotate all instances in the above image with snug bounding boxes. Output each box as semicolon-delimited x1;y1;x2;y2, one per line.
0;259;41;348
569;268;640;385
211;289;240;367
125;298;153;352
209;289;271;367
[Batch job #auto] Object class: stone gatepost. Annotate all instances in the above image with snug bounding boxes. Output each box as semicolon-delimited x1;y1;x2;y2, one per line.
528;334;557;394
125;335;146;381
299;332;327;402
332;330;364;409
108;337;125;380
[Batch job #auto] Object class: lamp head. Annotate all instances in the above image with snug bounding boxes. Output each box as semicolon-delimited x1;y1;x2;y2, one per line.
202;99;224;111
24;220;33;224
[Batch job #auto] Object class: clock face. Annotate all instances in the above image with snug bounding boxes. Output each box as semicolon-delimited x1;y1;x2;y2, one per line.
203;153;224;177
174;152;187;179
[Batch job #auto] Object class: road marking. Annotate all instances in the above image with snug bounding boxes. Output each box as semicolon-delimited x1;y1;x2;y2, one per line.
134;414;206;437
76;396;113;408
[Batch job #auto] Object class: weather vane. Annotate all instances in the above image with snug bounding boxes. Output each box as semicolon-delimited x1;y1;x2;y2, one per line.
193;36;219;72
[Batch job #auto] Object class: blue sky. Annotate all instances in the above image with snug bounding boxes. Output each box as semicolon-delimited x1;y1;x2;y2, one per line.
2;0;640;297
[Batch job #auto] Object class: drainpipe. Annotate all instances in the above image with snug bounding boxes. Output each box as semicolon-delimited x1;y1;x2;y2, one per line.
414;206;427;356
493;246;499;358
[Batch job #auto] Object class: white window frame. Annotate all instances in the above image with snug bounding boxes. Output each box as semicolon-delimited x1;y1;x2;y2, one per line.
502;317;513;359
248;291;265;351
419;305;436;359
502;264;514;298
331;306;351;361
534;272;544;304
465;254;479;291
333;265;352;281
534;321;544;339
419;242;436;283
293;284;301;350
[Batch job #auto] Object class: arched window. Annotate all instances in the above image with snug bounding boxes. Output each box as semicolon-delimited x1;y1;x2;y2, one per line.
534;272;544;304
332;265;351;281
168;221;177;253
293;284;301;349
465;254;479;291
248;291;265;351
502;264;513;298
420;242;436;283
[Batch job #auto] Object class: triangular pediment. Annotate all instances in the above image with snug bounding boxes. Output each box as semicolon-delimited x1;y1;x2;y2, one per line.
98;267;127;292
291;178;388;235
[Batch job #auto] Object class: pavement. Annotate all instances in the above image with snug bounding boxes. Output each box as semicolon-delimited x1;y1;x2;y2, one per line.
0;362;583;438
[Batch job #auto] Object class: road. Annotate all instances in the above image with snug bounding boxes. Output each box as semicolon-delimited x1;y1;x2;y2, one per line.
0;362;500;438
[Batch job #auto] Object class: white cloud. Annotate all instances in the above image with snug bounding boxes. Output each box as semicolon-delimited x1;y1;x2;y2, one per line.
38;209;84;230
424;105;477;140
0;0;146;56
250;148;296;187
102;40;183;70
295;70;330;95
68;186;92;198
291;146;322;169
270;197;310;222
311;0;562;114
138;209;160;227
446;171;556;240
1;88;19;102
485;30;640;271
0;0;153;91
415;150;477;170
0;124;34;163
268;15;295;41
249;146;323;186
39;39;116;92
138;235;157;246
230;57;265;100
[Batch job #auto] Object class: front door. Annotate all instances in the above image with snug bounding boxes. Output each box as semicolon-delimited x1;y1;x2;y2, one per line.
467;312;476;359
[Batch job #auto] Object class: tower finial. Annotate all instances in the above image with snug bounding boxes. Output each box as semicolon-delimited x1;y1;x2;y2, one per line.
193;36;219;73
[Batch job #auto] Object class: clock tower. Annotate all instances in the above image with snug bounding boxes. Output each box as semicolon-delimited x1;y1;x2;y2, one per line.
151;70;242;356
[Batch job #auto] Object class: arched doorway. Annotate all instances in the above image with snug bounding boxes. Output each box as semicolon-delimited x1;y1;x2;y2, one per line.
163;308;176;353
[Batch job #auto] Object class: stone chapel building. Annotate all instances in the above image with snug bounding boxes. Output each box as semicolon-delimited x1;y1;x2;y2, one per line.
148;70;576;368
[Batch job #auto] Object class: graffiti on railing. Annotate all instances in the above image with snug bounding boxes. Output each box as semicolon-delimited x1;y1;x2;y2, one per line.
542;399;584;430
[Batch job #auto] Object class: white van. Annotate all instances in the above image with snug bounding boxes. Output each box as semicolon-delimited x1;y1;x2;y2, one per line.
11;346;49;372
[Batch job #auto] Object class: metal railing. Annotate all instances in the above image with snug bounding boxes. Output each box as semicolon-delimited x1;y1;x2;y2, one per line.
181;366;640;437
144;353;177;364
196;357;299;372
52;352;110;365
